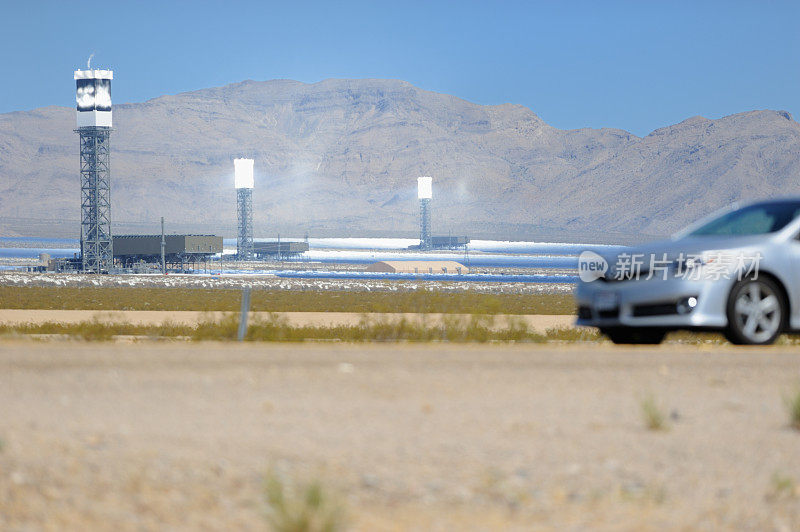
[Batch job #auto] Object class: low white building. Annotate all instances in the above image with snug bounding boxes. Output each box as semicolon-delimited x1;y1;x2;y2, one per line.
365;260;469;274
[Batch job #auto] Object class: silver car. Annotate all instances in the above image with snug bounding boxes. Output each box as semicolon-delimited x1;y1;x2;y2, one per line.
576;198;800;345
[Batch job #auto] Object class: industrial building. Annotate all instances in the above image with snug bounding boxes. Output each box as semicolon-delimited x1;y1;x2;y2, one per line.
365;260;468;274
113;235;223;269
253;241;309;260
407;236;470;251
432;236;470;249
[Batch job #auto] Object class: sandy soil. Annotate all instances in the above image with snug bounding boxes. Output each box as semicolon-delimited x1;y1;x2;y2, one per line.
0;309;575;332
0;342;799;531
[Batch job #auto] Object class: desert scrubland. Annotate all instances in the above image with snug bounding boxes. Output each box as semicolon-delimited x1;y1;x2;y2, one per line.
0;342;799;530
0;280;799;530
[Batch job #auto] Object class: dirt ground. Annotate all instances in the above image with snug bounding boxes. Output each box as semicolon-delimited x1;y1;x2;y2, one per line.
0;341;799;531
0;309;575;332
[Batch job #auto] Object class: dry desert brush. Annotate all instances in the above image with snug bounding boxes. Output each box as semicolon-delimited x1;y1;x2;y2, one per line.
263;472;345;532
640;393;668;431
785;387;800;431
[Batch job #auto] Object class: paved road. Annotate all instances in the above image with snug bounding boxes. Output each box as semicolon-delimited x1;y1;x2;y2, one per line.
0;341;798;530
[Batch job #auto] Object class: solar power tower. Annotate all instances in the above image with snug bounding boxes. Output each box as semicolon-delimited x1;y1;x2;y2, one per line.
234;158;255;261
417;176;433;250
75;66;114;273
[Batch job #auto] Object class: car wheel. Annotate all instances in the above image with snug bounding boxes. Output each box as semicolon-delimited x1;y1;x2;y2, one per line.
602;327;667;345
724;276;786;345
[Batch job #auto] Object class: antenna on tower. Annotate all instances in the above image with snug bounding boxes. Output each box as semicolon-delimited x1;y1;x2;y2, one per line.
87;53;95;69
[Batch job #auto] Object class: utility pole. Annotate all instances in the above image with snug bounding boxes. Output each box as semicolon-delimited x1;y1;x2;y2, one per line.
160;216;166;274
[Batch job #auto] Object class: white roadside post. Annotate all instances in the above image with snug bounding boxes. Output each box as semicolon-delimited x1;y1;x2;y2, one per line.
238;287;251;341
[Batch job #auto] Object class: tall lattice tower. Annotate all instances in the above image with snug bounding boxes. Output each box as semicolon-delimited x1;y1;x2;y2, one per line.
417;176;432;250
234;158;255;261
75;66;114;273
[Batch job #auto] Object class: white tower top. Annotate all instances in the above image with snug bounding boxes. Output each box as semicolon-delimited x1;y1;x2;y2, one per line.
417;176;432;199
74;68;113;128
234;158;255;189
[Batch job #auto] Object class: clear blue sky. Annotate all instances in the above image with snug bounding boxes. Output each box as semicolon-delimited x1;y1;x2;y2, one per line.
1;0;798;136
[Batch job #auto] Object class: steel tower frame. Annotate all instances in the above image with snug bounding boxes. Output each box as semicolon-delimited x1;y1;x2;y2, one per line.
77;127;113;273
419;197;431;250
237;187;254;260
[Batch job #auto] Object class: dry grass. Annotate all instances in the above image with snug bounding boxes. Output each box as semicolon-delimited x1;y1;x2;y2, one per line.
544;326;603;342
0;285;574;315
640;394;668;431
0;319;193;341
784;387;800;431
263;473;345;532
0;315;598;343
6;317;786;345
767;472;798;502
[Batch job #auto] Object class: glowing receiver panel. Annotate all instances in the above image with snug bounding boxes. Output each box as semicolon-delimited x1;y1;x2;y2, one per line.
234;158;255;189
75;69;113;128
417;176;433;199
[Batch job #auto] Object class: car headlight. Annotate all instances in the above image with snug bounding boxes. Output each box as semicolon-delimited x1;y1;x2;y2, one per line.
672;255;711;274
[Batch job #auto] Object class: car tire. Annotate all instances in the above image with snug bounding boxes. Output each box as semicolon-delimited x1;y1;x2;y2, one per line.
724;276;786;345
602;327;667;345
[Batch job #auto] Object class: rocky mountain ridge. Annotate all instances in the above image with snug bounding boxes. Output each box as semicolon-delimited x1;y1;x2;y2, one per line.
1;78;798;241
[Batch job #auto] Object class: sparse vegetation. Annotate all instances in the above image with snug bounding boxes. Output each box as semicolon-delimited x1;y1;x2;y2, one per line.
640;394;668;431
544;326;603;342
0;285;574;315
0;319;194;341
263;473;345;532
2;317;776;345
7;314;798;345
784;387;800;431
0;314;571;343
767;472;797;501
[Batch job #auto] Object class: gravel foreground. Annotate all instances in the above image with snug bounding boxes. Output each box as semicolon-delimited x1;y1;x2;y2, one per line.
0;342;799;531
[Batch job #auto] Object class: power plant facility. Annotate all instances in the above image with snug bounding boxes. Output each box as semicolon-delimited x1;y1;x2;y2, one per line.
253;241;310;260
75;65;114;273
113;235;223;269
43;60;478;278
430;236;470;249
411;177;469;251
417;176;432;250
234;158;255;261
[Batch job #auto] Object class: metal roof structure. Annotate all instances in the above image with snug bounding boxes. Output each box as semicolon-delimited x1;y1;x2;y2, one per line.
365;260;468;274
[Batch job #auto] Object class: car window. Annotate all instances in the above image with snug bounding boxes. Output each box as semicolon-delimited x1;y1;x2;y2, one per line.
689;203;800;236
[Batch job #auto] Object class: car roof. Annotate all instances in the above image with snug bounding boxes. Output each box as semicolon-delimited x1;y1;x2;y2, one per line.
740;197;800;207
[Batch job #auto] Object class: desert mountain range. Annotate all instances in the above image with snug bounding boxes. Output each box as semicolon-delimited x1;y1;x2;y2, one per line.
1;78;798;242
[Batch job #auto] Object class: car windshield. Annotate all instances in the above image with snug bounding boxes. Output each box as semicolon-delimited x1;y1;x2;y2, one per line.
689;201;800;236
